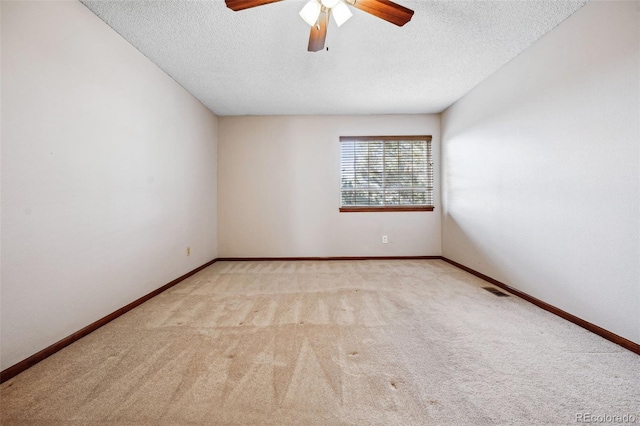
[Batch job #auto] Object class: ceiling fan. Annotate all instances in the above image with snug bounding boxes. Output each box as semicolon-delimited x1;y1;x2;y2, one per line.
225;0;414;52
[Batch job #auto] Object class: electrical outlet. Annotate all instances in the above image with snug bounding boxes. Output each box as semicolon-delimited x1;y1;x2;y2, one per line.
186;247;191;256
382;235;388;244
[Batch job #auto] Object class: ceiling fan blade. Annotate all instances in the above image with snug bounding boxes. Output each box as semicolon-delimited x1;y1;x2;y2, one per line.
308;9;329;52
349;0;414;26
225;0;283;12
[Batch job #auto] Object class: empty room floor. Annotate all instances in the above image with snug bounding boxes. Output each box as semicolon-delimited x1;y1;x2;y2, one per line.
1;260;638;425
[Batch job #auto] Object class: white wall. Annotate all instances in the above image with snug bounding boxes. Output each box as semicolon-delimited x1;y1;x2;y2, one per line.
441;1;639;344
218;115;441;257
1;1;218;370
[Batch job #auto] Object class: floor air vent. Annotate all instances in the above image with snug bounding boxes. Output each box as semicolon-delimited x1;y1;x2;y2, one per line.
482;287;509;297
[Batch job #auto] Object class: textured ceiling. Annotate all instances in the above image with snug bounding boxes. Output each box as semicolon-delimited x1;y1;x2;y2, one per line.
80;0;587;116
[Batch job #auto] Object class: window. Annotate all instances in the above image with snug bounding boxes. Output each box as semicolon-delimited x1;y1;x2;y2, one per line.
340;136;433;212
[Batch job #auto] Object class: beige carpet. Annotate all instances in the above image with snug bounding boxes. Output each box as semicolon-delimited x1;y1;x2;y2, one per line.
1;260;638;425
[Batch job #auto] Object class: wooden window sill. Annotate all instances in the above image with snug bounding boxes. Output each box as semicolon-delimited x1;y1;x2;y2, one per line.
339;206;434;213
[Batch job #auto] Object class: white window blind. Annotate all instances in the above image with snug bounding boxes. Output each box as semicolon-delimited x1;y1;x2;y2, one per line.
340;136;433;209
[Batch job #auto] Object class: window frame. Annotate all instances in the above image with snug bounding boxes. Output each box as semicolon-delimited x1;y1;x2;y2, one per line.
339;135;434;213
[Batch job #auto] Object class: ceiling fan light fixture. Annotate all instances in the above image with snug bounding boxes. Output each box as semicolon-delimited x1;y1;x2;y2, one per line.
299;0;321;26
332;1;352;27
320;0;341;9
